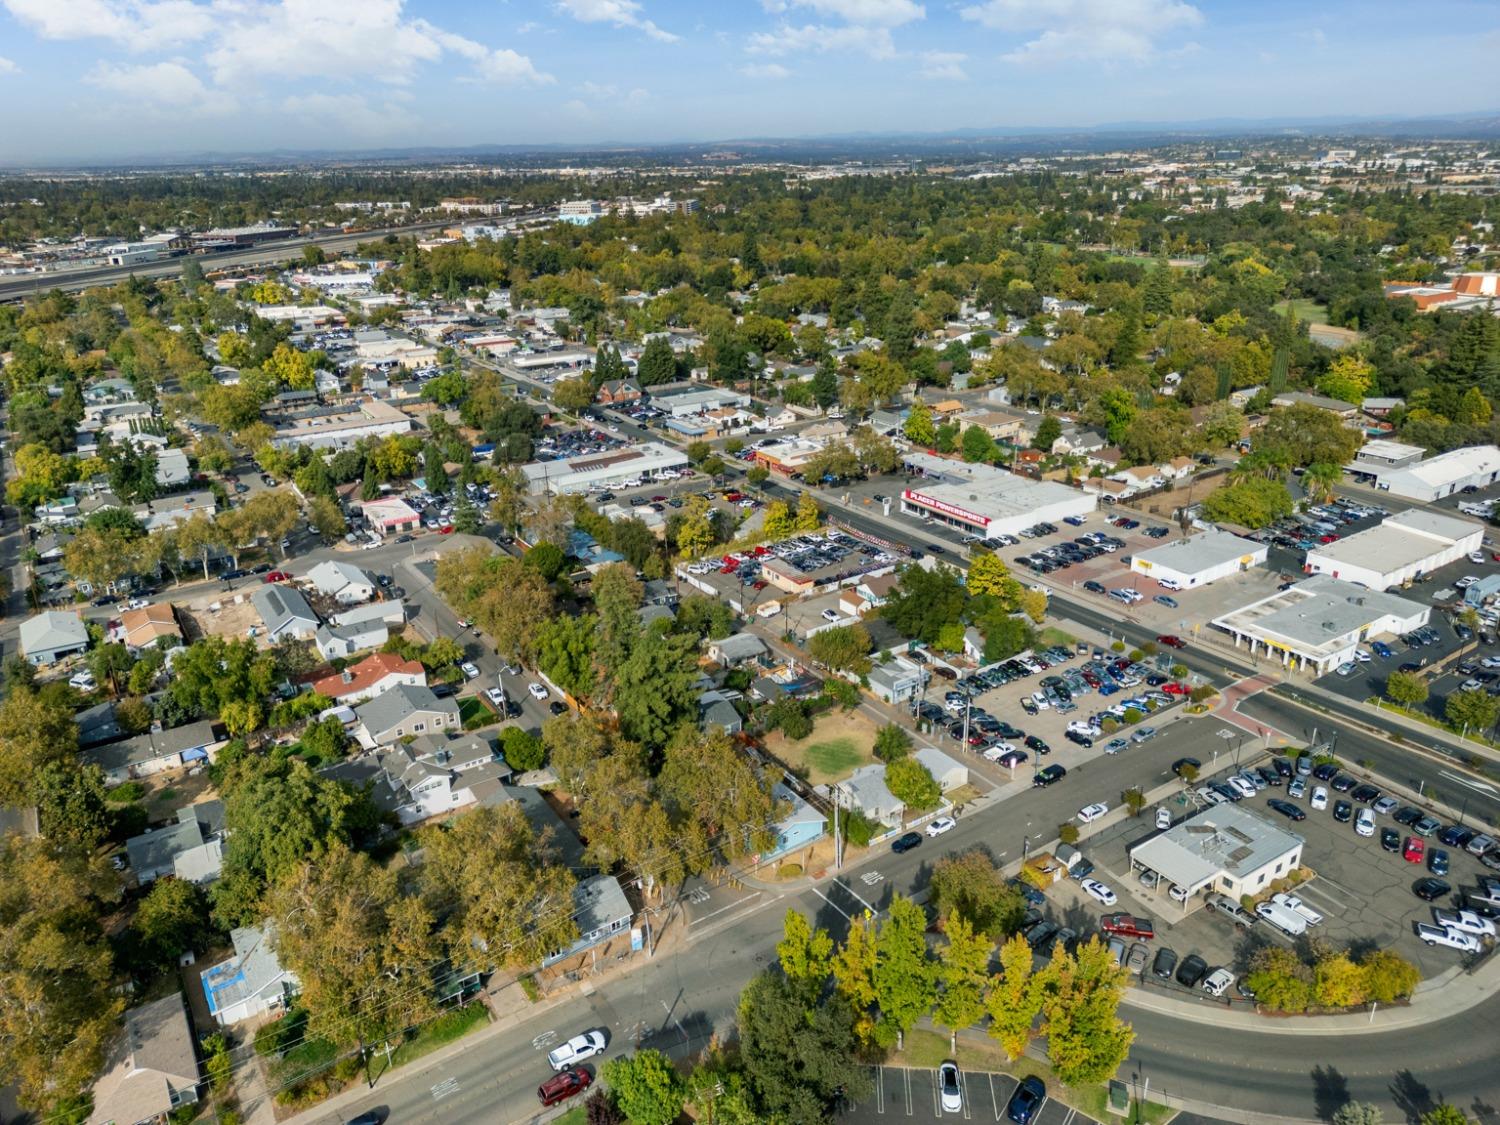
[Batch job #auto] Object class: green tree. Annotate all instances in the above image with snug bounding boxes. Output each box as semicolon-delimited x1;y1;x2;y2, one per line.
929;849;1025;938
1332;1104;1384;1125
1419;1106;1468;1125
882;563;967;643
1040;938;1134;1086
737;970;869;1121
1302;461;1343;504
537;613;599;701
553;376;595;413
1446;687;1499;733
987;933;1043;1060
1385;670;1429;709
602;1049;685;1125
961;424;997;463
611;628;700;751
637;337;678;385
884;757;941;812
128;877;213;974
808;623;872;675
873;895;938;1049
904;398;936;446
1358;949;1421;1004
1033;414;1062;450
1245;945;1313;1012
934;915;992;1048
776;910;834;1008
873;723;912;763
1201;476;1294;529
499;726;545;772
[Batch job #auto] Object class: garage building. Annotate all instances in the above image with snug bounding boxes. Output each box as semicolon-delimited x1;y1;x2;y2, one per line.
1130;804;1304;900
1304;509;1483;591
899;452;1096;537
1211;575;1428;674
1129;528;1267;588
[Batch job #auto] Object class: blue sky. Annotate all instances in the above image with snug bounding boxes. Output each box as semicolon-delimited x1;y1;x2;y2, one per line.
0;0;1496;164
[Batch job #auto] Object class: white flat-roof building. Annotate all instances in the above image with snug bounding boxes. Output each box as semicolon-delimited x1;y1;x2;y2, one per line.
1130;528;1267;588
653;387;751;417
1349;443;1500;502
1130;805;1304;900
521;441;688;495
899;452;1095;537
1211;575;1429;674
271;398;412;450
1352;439;1424;471
1305;509;1484;591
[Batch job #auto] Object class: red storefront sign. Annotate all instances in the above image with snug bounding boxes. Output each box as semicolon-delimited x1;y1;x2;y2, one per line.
903;490;989;527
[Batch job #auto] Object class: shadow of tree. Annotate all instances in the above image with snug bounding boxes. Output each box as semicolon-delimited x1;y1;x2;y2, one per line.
1312;1064;1351;1122
1389;1070;1436;1125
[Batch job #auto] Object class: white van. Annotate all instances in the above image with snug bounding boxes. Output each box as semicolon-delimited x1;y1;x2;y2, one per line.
1254;900;1308;937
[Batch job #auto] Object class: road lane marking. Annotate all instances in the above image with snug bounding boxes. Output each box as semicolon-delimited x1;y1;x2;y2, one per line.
1440;769;1499;796
808;884;852;919
861;871;885;886
531;1030;556;1050
688;891;761;926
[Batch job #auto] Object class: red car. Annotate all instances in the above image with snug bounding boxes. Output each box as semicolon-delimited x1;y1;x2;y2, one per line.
538;1067;592;1107
263;571;291;583
1100;913;1155;940
1319;534;1339;544
1156;635;1187;650
1161;682;1190;696
1403;836;1425;864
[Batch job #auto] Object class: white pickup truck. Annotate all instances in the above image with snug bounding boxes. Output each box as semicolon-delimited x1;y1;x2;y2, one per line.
1271;892;1323;927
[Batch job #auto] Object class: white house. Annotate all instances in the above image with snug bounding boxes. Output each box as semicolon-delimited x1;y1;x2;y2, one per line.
305;560;378;605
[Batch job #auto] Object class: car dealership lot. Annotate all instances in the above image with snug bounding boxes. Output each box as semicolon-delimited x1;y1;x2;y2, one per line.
1046;757;1497;997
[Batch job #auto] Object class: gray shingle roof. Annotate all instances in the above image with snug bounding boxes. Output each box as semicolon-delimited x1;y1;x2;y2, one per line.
355;683;458;738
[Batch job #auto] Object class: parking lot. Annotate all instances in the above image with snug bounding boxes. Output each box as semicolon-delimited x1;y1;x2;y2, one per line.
840;1065;1098;1125
1043;753;1499;1005
678;528;903;614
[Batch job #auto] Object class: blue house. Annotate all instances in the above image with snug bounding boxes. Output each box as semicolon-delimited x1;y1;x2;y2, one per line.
765;782;826;860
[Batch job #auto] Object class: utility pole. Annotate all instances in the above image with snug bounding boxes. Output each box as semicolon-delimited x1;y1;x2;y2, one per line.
833;793;841;871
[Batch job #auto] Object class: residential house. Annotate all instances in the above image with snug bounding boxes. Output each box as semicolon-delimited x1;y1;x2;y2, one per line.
250;585;320;642
87;993;200;1125
115;604;182;653
1271;391;1360;421
124;801;225;885
19;610;89;665
305;560;378;605
311;652;427;707
154;448;191;489
834;764;903;827
76;700;125;748
326;734;510;825
764;781;826;860
913;746;968;792
866;658;928;706
329;599;407;630
1160;455;1198;480
698;690;743;735
959;409;1032;446
707;632;769;668
1051;427;1108;456
1107;465;1164;495
201;924;299;1027
352;683;459;749
542;875;633;967
596;378;642;405
855;572;900;607
85;720;226;784
314;621;388;661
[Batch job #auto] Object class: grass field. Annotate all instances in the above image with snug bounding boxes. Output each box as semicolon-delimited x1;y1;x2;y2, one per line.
766;710;878;785
1273;297;1330;324
1037;626;1077;649
458;696;496;730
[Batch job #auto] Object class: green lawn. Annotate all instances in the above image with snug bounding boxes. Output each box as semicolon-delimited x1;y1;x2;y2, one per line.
1273;298;1330;325
458;696;497;730
805;736;865;778
1038;626;1076;649
552;1107;587;1125
380;1003;489;1075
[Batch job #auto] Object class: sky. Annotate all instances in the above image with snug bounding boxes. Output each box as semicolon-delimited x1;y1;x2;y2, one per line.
0;0;1496;164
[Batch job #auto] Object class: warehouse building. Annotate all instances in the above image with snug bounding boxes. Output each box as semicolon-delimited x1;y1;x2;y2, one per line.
899;452;1096;537
1305;509;1484;590
521;441;688;495
1349;443;1500;501
1211;576;1428;674
270;398;412;451
1130;805;1304;901
1129;528;1267;588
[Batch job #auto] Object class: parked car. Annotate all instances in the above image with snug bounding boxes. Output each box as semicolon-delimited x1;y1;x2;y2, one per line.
891;832;922;854
939;1060;963;1114
1151;946;1178;980
1415;922;1480;952
546;1030;607;1071
1267;798;1306;822
925;816;957;838
1080;879;1117;907
1006;1076;1046;1125
538;1067;593;1107
1077;802;1109;824
1175;954;1209;989
1100;913;1155;939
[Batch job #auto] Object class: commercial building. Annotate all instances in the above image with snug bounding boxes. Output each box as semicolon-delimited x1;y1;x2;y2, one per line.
1130;804;1304;900
1351;439;1424;471
190;222;297;249
360;497;422;536
898;452;1095;537
1130;528;1267;588
1305;509;1484;590
1349;443;1500;502
652;387;750;417
270;398;413;450
1211;575;1429;674
521;441;688;495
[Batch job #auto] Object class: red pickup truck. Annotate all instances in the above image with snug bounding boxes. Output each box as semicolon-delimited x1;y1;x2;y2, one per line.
1100;913;1155;940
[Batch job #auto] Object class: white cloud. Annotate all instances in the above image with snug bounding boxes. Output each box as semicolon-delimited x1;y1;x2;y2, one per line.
85;60;233;113
765;0;923;26
556;0;679;43
281;92;417;136
748;22;897;59
3;0;217;51
740;62;791;79
0;55;18;74
918;50;967;80
960;0;1202;64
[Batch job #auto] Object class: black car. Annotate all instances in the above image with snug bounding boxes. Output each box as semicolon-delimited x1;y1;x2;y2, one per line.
1331;774;1357;792
1175;953;1208;989
1025;922;1059;950
1351;784;1381;803
1429;848;1450;876
250;562;272;574
1381;828;1401;853
1438;825;1476;849
1267;798;1306;822
1256;766;1282;788
1394;806;1424;826
222;568;247;580
1413;877;1452;902
1211;782;1241;803
994;722;1025;739
90;594;119;606
1151;946;1178;980
1064;730;1094;748
1083;580;1106;594
891;832;922;854
1333;800;1353;823
1008;877;1046;908
1272;756;1294;778
1172;757;1202;778
1033;765;1067;787
1006;1077;1046;1125
1311;762;1339;781
394;534;413;543
1025;735;1050;755
548;701;567;716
